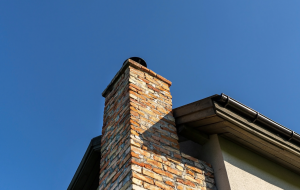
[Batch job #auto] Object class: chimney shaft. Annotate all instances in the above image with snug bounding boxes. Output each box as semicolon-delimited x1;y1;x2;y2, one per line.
99;58;215;190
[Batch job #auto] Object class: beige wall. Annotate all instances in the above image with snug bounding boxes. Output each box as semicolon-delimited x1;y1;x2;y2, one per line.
219;137;300;190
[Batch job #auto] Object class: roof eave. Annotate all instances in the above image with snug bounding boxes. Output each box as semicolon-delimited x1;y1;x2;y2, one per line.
173;94;300;175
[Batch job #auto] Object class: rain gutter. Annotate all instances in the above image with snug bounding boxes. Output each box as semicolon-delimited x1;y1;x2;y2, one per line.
216;93;300;144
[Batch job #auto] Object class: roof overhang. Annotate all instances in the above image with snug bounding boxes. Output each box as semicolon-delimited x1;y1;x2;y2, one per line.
173;94;300;175
67;135;101;190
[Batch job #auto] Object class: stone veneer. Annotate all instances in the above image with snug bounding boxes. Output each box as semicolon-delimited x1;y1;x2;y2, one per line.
99;59;216;190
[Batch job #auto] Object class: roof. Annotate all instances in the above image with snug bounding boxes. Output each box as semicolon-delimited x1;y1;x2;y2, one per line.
68;94;300;188
67;135;101;190
173;94;300;174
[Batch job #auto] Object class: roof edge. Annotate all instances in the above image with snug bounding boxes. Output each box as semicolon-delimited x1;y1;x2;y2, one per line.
67;135;101;190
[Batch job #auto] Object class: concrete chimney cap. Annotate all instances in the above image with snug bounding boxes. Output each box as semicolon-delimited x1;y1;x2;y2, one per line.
123;57;147;68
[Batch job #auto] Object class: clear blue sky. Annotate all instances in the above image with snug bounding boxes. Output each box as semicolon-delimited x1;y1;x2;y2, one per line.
1;1;300;189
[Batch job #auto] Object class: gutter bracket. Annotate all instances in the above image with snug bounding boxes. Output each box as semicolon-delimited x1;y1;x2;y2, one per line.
288;131;295;141
224;96;230;108
253;112;260;123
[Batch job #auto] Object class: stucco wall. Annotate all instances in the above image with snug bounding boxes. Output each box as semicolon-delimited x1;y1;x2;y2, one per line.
219;137;300;190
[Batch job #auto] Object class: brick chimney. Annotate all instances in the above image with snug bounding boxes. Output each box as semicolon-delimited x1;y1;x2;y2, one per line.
99;58;214;190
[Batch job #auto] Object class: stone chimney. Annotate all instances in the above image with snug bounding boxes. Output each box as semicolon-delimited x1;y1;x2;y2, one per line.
99;58;214;190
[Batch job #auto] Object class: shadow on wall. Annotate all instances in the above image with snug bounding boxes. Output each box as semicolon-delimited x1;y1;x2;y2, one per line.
126;109;217;190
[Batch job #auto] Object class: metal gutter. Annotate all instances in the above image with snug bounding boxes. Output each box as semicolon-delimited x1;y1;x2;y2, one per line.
216;93;300;144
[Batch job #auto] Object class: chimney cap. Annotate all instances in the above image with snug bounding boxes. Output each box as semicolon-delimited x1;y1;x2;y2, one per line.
123;57;147;68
